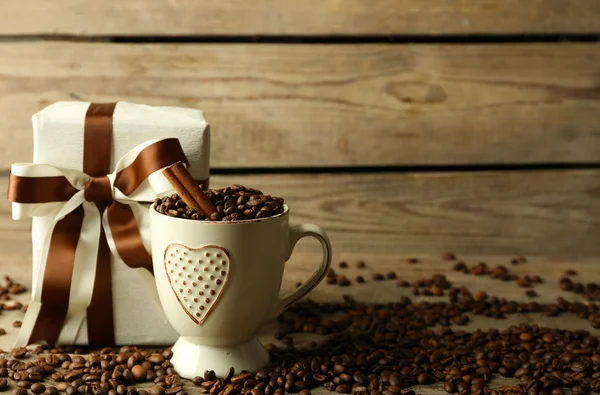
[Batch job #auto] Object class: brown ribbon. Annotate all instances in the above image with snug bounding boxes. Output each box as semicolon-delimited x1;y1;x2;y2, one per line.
84;103;117;346
8;103;193;346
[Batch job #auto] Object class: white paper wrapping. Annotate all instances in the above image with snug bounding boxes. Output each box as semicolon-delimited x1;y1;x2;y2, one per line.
19;101;210;346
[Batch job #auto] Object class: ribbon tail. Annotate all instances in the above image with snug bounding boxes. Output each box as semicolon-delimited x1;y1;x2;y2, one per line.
26;207;85;346
103;202;153;274
85;226;115;346
57;202;103;345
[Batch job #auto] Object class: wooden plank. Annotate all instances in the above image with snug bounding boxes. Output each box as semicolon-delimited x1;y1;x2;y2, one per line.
0;1;599;35
2;170;600;259
1;42;600;170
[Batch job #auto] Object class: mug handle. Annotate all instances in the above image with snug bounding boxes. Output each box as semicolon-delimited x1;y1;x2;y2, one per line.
270;224;332;320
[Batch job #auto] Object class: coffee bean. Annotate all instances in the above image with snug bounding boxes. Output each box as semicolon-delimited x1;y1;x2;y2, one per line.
444;381;456;393
386;272;397;280
338;262;348;269
356;276;365;284
231;373;252;386
338;277;351;287
204;370;217;381
520;332;533;341
526;290;538;298
45;385;58;395
407;258;419;264
223;367;235;383
13;389;27;395
417;373;434;385
442;252;456;261
373;274;385;281
150;386;166;395
131;365;146;381
17;380;30;389
30;383;45;394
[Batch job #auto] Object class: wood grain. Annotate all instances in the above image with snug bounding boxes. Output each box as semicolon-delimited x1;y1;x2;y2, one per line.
2;170;600;259
0;1;599;35
1;42;600;170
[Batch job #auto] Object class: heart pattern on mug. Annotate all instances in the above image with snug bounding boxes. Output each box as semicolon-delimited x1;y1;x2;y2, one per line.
164;243;230;324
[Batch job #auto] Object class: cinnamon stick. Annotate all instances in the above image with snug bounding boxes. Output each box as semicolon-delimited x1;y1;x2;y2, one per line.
162;162;217;217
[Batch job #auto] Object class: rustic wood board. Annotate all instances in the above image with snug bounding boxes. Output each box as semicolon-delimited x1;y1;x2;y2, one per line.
0;251;598;394
2;42;600;169
2;170;600;261
0;1;599;35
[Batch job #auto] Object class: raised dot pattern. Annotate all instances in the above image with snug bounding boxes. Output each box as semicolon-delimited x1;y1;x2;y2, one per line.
164;244;229;324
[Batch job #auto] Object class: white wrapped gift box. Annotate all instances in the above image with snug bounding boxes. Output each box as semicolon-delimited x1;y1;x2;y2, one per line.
13;101;210;346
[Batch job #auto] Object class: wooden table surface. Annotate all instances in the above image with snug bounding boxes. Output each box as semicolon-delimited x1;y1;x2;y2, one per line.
1;249;599;394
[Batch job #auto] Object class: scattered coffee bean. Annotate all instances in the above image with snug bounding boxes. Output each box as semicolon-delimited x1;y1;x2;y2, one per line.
16;381;30;389
355;276;365;284
150;385;166;395
204;370;217;381
338;262;348;269
30;383;45;394
516;277;532;288
11;347;27;359
565;269;578;276
525;290;538;298
2;258;600;395
442;252;456;261
45;386;58;395
132;365;146;381
373;273;385;281
511;256;527;265
407;258;419;264
386;272;397;280
13;320;22;328
0;329;5;336
337;276;351;287
356;261;366;269
13;389;27;395
559;277;600;301
452;261;467;271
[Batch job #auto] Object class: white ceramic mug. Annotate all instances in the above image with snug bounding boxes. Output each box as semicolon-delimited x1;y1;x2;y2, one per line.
149;204;332;378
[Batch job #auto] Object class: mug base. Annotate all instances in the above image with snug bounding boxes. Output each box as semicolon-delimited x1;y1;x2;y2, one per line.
171;336;269;378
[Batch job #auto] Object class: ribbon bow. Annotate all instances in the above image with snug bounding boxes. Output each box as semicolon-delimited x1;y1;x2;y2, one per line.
8;138;188;346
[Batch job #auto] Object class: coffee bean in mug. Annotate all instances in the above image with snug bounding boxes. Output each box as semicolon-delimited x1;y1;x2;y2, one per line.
154;185;285;221
150;192;332;378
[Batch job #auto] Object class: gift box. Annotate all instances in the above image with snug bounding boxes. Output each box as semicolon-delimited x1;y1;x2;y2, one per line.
8;102;210;346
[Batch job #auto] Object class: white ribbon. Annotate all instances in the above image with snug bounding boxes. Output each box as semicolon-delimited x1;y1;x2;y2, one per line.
12;139;174;346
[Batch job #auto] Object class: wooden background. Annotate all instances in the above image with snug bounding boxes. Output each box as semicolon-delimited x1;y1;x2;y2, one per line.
1;1;600;261
0;3;600;393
